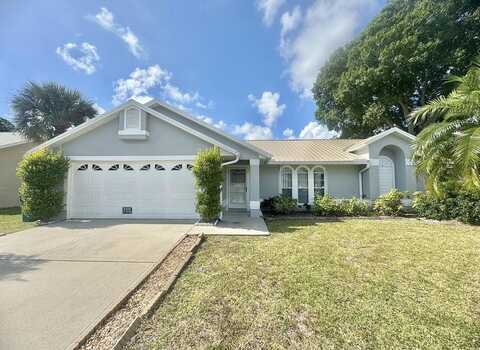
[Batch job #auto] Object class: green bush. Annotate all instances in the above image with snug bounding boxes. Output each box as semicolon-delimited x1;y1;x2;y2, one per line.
313;194;342;216
272;195;297;214
340;198;370;216
373;189;404;216
192;147;223;222
17;149;69;221
413;189;480;224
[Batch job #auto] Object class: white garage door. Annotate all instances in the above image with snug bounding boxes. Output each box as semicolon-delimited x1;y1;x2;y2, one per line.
69;161;197;219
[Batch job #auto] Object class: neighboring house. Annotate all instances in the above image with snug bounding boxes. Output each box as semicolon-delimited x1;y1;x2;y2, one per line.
29;99;422;219
0;133;37;208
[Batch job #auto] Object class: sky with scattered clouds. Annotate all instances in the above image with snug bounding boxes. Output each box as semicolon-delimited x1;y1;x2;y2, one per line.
0;0;385;140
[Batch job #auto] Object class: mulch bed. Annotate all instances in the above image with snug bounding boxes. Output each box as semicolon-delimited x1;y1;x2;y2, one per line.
78;235;200;350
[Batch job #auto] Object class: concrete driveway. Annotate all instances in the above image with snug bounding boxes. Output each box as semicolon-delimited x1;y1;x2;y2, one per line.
0;219;194;350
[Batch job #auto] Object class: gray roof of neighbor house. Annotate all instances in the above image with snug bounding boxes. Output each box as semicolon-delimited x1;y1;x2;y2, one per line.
248;139;367;163
0;132;30;149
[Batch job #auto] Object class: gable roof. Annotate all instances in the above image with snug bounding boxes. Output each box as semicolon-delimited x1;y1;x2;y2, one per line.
28;99;266;157
0;132;31;150
146;99;272;158
249;139;368;164
346;127;415;152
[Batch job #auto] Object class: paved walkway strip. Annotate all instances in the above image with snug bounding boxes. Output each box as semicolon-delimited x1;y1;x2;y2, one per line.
74;233;204;350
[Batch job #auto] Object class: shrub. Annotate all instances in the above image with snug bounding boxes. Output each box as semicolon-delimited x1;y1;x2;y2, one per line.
313;194;342;216
373;189;404;216
192;147;223;222
272;195;297;214
340;198;370;216
260;197;276;213
17;149;69;221
413;189;480;224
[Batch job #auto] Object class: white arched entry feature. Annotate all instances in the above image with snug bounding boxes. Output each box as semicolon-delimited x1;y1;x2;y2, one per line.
379;156;395;195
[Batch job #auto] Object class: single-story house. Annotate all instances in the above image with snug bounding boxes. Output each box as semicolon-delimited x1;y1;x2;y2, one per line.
28;99;422;219
0;133;37;208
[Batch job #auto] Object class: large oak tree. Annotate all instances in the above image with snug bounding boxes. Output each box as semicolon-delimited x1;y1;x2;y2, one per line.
312;0;480;138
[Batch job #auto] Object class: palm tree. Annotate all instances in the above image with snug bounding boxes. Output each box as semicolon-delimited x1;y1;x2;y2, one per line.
410;58;480;194
11;82;97;141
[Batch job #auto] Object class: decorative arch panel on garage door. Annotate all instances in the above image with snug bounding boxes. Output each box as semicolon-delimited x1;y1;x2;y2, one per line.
68;160;197;219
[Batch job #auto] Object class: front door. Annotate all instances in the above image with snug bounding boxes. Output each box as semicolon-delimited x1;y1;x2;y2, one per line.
229;168;247;209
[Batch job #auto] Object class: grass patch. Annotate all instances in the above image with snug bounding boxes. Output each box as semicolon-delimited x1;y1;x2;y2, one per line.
0;207;35;235
128;219;480;349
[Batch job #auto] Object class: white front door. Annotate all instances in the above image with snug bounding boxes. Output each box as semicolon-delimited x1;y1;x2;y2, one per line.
379;156;395;195
229;168;247;209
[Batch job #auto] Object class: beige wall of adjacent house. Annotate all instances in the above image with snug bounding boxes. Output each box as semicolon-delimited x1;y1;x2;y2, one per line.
0;143;35;208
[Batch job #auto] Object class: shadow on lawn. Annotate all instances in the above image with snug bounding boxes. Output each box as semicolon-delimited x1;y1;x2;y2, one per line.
265;217;345;234
0;254;45;282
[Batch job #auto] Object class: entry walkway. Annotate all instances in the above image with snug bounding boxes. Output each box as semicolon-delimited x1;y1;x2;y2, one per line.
192;210;269;236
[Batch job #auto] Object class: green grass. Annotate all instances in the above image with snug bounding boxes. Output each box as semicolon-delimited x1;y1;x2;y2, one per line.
0;207;35;235
128;219;480;350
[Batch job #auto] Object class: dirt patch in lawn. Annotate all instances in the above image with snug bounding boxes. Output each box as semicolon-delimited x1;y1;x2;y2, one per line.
78;234;201;350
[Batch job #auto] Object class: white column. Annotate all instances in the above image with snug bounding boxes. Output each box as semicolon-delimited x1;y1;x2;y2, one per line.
308;167;314;204
292;167;298;200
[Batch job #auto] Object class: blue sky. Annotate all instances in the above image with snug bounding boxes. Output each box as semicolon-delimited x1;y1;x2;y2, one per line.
0;0;386;139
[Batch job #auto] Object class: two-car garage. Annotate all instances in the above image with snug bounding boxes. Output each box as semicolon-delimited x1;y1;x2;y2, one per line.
68;160;198;219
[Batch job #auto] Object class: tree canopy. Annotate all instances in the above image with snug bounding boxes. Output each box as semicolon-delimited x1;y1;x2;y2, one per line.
0;117;15;132
312;0;480;138
12;82;97;141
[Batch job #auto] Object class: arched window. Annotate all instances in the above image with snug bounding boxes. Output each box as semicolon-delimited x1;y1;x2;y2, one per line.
280;167;293;198
297;167;309;204
313;167;325;198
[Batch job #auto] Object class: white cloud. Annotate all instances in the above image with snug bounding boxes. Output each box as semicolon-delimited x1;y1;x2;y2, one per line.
280;6;301;53
299;121;338;139
282;128;296;139
92;103;106;114
256;0;285;26
196;115;214;125
90;7;145;58
164;83;200;104
281;0;380;97
233;122;273;140
56;42;99;75
214;120;227;130
248;91;286;127
112;65;170;105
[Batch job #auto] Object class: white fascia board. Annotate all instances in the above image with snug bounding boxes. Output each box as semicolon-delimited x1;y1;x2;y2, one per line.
0;139;31;150
145;99;272;159
268;159;369;165
347;127;416;152
26;100;137;154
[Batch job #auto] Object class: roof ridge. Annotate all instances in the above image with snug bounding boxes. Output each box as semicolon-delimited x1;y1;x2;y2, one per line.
247;138;364;142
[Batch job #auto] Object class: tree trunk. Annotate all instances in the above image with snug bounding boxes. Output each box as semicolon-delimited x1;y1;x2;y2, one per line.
398;98;414;134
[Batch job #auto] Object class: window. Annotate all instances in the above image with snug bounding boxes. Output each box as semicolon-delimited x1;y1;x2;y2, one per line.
314;167;325;198
92;164;102;171
123;164;134;171
171;164;182;171
155;164;165;171
281;167;292;198
108;164;119;171
77;164;88;171
297;167;309;204
124;108;141;130
140;164;150;171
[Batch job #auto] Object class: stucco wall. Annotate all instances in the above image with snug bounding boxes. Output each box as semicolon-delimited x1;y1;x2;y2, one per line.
61;114;215;157
0;142;36;208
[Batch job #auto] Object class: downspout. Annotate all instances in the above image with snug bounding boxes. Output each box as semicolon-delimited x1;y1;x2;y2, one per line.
359;163;370;199
219;152;240;219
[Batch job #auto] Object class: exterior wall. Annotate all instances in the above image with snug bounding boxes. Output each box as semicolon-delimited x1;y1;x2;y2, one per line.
367;134;417;198
258;164;361;201
0;142;36;208
151;105;262;160
61;114;214;157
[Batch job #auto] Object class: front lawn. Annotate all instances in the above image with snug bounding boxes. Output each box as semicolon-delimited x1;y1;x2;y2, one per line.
127;219;480;349
0;207;35;235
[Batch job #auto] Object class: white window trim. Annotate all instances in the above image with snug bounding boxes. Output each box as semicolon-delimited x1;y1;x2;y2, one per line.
312;165;328;201
278;165;294;198
296;166;309;204
124;107;142;130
